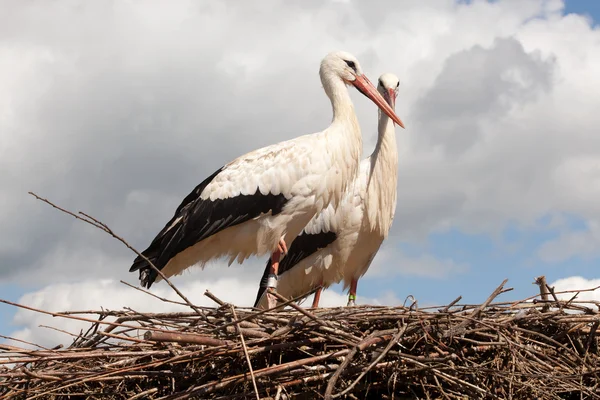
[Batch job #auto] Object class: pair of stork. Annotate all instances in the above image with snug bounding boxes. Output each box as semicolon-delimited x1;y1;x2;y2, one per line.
129;51;405;309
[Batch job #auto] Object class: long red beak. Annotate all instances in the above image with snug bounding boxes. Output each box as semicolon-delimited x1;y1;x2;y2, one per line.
352;75;405;128
387;88;396;110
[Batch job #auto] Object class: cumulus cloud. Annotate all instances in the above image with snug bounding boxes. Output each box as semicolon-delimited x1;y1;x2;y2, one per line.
537;220;600;263
550;276;600;307
366;246;469;279
6;277;395;348
1;0;600;318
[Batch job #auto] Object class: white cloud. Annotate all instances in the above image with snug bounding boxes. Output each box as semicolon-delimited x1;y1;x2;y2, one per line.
366;246;469;279
537;220;600;263
0;0;599;299
6;277;396;348
550;276;600;306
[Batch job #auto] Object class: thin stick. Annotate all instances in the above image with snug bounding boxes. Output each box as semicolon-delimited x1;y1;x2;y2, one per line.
144;331;232;347
444;279;509;338
231;306;259;400
439;296;462;313
128;388;158;400
39;325;80;339
210;288;322;334
28;192;203;316
119;280;190;307
204;290;226;306
0;335;48;351
323;347;358;399
269;289;339;330
533;276;550;312
0;298;170;333
332;324;406;398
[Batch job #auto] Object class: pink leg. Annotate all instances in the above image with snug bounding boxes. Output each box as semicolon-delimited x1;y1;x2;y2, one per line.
347;279;358;306
266;239;287;309
277;239;288;255
311;285;323;308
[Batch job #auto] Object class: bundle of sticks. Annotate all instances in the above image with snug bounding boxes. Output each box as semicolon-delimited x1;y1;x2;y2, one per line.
1;279;600;399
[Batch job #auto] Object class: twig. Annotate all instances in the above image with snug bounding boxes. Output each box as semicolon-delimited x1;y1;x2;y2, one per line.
443;279;509;338
534;276;550;312
439;296;462;313
231;305;259;400
2;280;600;399
332;324;407;398
204;290;226;306
0;334;49;351
119;280;189;307
144;331;232;347
128;388;159;400
210;288;323;334
28;191;203;316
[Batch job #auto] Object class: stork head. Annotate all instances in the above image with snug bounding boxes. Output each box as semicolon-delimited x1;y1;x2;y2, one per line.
320;51;365;84
320;51;405;128
377;73;400;109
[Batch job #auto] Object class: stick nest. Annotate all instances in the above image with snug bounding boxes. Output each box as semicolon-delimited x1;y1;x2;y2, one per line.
1;281;600;400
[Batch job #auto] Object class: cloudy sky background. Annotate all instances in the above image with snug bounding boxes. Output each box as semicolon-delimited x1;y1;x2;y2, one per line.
1;0;600;347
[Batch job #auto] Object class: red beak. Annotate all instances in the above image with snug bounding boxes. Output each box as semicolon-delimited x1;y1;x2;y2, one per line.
387;88;396;109
352;75;404;128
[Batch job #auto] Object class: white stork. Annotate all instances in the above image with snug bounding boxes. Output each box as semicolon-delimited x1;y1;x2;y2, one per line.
254;73;401;309
130;53;404;304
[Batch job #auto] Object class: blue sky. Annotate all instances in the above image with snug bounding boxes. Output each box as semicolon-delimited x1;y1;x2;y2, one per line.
564;0;600;25
2;0;600;346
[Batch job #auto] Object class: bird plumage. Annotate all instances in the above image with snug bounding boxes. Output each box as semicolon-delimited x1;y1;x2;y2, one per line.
130;53;404;289
254;73;401;308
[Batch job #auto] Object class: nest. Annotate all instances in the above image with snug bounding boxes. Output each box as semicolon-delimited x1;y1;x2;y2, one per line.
1;279;600;399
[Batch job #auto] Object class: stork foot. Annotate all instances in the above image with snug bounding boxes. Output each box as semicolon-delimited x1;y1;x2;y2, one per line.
347;294;356;307
266;290;278;309
265;273;278;309
264;243;284;310
347;278;358;307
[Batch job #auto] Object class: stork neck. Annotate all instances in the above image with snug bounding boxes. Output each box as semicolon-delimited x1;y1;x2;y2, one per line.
323;76;357;124
371;111;397;165
364;109;399;234
318;73;362;210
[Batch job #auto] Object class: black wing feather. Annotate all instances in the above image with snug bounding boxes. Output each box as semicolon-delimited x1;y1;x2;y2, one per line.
131;166;288;288
253;230;337;307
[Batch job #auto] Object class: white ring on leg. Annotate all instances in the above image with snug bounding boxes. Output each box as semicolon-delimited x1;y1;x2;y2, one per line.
267;274;278;289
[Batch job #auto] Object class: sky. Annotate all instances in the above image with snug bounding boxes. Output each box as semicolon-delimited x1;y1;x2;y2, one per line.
1;0;600;348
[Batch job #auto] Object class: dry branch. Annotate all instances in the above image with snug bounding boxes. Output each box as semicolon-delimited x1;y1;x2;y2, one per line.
2;281;600;399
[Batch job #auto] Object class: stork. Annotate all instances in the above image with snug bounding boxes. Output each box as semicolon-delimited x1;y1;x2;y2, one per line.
254;73;401;309
129;53;404;307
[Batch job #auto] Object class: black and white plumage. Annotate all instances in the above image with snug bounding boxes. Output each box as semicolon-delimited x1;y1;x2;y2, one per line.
254;230;337;306
129;53;405;292
254;73;402;309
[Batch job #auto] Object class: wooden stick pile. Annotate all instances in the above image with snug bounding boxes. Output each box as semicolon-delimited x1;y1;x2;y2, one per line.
1;280;600;399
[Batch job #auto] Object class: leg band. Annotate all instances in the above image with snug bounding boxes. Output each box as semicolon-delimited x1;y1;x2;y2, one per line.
267;274;278;289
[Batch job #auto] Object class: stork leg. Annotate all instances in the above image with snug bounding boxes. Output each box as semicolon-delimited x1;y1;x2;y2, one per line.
311;284;323;308
266;239;288;309
347;279;358;306
277;239;288;255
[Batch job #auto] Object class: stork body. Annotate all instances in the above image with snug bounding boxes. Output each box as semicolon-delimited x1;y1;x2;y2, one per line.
130;54;404;297
254;73;401;309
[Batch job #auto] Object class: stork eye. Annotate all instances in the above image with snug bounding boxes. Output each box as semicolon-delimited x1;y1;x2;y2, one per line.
344;60;357;71
396;82;400;88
